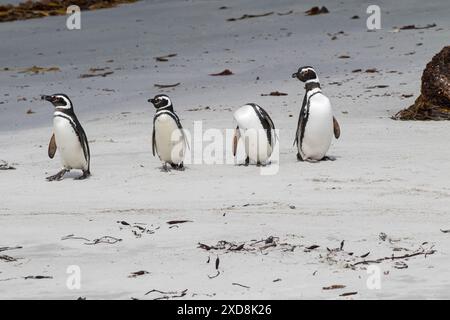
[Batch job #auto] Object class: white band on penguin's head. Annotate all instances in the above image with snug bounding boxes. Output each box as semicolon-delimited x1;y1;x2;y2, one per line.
305;77;320;84
160;96;172;107
301;67;316;73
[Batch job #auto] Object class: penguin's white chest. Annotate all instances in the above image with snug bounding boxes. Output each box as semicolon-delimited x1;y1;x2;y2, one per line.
154;114;186;164
53;116;87;170
300;94;333;160
242;128;272;163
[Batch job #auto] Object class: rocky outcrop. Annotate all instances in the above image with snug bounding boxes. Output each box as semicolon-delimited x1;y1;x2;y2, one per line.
394;46;450;120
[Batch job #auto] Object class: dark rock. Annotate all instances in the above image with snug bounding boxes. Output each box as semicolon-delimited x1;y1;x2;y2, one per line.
394;46;450;120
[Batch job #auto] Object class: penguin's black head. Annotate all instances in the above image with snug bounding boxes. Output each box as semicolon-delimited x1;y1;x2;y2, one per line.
292;66;319;83
41;94;73;109
148;94;172;110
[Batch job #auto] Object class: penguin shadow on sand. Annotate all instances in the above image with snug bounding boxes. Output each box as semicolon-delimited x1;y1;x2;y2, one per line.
298;155;339;163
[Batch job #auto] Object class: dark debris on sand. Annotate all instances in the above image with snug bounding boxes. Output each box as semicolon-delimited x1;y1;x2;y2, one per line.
394;46;450;120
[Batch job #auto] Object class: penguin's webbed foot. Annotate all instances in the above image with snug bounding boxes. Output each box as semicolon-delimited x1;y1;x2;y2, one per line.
46;169;68;181
296;153;304;162
75;170;91;180
256;162;268;167
237;157;250;166
321;156;336;161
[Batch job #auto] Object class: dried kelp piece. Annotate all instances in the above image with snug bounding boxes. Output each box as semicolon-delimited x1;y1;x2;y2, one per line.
261;91;288;96
154;83;181;89
208;270;220;279
323;284;346;290
0;1;138;23
24;275;53;280
61;234;122;245
366;85;389;89
360;252;370;258
305;6;329;16
215;256;220;270
154;53;177;62
0;160;16;170
399;23;436;30
128;270;150;278
198;236;298;254
19;66;60;74
0;246;22;252
116;221;159;238
145;289;187;300
277;10;293;16
210;69;233;76
227;12;273;22
232;282;250;289
340;292;357;297
198;243;215;251
0;255;17;262
393;261;408;269
79;71;114;78
89;67;109;72
166;220;192;225
352;247;436;267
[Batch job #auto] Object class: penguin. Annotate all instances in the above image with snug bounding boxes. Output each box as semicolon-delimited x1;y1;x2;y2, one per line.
42;94;91;181
292;66;340;161
148;94;188;171
232;103;277;166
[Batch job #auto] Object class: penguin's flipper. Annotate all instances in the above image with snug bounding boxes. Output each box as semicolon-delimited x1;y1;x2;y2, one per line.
48;133;57;159
181;128;190;150
68;115;90;172
294;93;308;147
333;117;341;139
232;126;240;157
171;114;190;150
254;105;277;147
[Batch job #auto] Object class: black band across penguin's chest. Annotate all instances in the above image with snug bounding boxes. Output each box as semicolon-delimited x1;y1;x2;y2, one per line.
154;110;182;128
